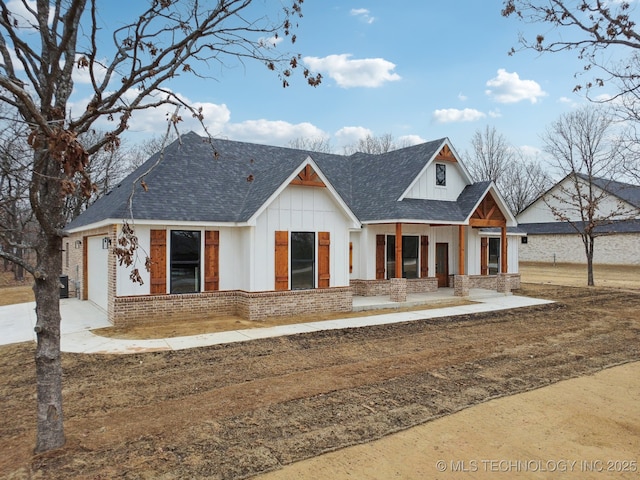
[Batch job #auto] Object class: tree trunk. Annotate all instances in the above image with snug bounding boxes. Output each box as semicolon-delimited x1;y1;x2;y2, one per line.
586;237;595;287
33;233;65;453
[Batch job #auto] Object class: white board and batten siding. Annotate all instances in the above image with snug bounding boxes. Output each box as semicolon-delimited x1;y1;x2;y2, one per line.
404;161;467;201
253;185;353;291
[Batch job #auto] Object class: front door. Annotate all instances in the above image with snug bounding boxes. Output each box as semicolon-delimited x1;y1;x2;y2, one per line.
435;243;449;287
488;238;500;275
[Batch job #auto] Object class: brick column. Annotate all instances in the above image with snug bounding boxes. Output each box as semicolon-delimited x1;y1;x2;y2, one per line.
454;274;469;297
497;273;511;294
390;277;407;302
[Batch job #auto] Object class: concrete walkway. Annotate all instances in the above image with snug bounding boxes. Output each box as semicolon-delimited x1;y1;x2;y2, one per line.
0;290;553;354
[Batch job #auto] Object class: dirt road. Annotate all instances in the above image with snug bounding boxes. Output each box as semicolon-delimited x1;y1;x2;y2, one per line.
1;283;639;479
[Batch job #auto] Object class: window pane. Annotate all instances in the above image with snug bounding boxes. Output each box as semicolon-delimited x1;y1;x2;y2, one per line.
291;232;314;289
386;235;395;279
402;236;419;279
170;230;201;293
436;163;446;186
171;266;200;294
386;235;419;279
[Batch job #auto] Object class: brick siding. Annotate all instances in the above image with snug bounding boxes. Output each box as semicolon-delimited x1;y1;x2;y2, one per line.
111;287;353;326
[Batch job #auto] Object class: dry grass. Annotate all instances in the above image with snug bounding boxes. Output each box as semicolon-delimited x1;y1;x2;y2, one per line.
520;261;640;290
0;271;33;306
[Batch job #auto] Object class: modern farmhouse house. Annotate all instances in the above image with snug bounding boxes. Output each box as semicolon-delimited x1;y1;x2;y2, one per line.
63;132;521;325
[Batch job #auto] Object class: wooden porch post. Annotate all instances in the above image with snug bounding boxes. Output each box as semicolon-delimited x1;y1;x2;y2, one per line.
501;224;508;274
395;223;403;278
458;225;465;275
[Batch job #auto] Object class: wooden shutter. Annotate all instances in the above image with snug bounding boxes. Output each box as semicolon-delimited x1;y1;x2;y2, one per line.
376;235;385;280
420;235;429;278
150;229;167;294
318;231;330;288
204;231;220;291
349;242;353;274
480;237;488;275
275;231;289;291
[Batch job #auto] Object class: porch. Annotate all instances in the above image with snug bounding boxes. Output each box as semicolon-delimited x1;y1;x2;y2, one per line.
352;287;511;312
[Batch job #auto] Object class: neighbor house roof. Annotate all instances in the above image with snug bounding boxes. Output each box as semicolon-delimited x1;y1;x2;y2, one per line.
66;132;512;230
580;174;640;210
522;219;640;235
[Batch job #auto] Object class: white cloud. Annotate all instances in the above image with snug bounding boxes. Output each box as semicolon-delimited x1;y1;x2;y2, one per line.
398;134;426;146
432;108;486;123
458;92;468;101
350;8;375;24
488;109;502;118
6;0;53;30
519;145;543;159
70;89;232;138
485;69;547;104
334;126;373;148
303;54;401;88
258;35;283;48
223;119;327;146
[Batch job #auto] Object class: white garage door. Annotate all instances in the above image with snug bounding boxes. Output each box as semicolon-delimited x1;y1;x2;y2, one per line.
87;236;108;311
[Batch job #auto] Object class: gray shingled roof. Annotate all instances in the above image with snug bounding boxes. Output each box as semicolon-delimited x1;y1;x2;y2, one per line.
66;132;498;230
580;174;640;209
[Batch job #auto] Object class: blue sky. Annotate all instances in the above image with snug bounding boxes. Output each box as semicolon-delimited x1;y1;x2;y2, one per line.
7;0;616;159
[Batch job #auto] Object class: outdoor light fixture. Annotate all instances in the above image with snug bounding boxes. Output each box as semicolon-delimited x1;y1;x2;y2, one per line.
102;237;111;249
74;240;82;249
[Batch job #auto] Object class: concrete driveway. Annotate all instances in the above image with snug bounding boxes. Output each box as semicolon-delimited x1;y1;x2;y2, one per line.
0;293;554;354
0;298;110;346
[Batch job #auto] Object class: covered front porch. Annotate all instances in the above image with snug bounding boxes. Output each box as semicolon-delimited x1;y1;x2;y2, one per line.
352;287;508;312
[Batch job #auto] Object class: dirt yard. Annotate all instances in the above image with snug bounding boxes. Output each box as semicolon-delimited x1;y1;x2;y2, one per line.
1;280;639;479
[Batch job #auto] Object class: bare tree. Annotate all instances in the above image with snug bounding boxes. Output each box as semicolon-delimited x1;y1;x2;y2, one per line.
502;1;640;101
0;0;319;453
0;115;33;280
541;106;635;286
464;126;549;215
465;126;513;183
343;133;411;155
63;131;136;223
287;136;333;153
500;154;551;215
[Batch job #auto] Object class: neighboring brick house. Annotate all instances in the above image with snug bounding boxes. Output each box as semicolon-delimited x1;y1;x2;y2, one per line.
517;174;640;265
64;132;521;325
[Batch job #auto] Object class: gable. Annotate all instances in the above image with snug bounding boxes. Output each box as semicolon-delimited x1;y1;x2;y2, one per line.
518;175;640;224
469;192;507;227
403;144;470;201
247;156;360;228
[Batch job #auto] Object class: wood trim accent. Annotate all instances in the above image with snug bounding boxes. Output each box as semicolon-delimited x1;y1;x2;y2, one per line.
469;192;506;227
480;237;488;275
318;231;330;288
469;218;506;227
275;231;289;291
501;226;508;274
204;231;219;291
395;223;402;279
375;235;385;280
435;144;457;162
458;225;465;275
150;229;167;294
420;235;429;278
290;164;326;187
